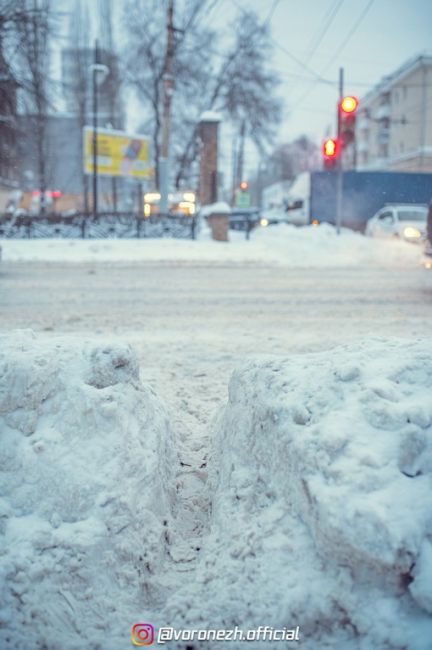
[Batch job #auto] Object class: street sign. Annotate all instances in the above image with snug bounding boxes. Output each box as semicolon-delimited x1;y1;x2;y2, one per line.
235;188;251;208
83;126;151;178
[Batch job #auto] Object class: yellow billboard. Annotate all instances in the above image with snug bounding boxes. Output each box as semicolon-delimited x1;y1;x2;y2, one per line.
83;126;151;178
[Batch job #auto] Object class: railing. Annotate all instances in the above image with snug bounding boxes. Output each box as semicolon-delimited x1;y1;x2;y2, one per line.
229;211;261;240
0;211;198;240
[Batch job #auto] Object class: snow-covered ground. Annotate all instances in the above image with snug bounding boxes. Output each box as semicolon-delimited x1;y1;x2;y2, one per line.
0;226;431;648
0;223;422;267
1;333;431;649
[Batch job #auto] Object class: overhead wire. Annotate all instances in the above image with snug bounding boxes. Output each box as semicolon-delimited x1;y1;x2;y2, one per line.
263;0;282;27
271;39;335;84
304;0;345;66
290;0;377;116
230;0;330;84
320;0;376;74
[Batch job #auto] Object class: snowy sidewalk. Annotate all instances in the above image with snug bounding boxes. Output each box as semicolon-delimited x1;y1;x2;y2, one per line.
0;223;422;268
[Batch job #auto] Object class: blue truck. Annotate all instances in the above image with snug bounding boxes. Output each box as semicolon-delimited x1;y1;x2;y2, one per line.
284;171;432;231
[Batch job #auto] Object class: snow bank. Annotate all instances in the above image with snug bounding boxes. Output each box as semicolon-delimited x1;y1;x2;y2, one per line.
0;332;177;650
252;222;420;267
167;338;432;649
0;223;420;267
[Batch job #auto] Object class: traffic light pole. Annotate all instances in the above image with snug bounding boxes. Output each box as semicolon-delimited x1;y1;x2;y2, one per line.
336;67;344;235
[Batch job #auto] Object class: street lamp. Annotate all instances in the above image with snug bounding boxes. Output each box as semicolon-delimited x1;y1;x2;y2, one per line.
89;40;109;219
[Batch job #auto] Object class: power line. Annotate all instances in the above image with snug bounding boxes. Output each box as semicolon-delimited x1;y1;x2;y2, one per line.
272;39;334;85
230;0;330;83
320;0;376;74
263;0;282;26
289;0;376;116
304;0;344;66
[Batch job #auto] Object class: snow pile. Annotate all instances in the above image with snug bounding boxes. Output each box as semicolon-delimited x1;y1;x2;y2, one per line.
199;111;222;123
0;223;420;267
167;338;432;649
0;332;177;650
252;222;420;267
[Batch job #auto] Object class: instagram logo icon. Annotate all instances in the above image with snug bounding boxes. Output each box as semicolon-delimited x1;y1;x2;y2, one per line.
132;623;154;646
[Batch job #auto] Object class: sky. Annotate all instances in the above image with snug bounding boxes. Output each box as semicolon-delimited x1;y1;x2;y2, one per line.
249;0;432;139
217;0;432;177
55;0;432;181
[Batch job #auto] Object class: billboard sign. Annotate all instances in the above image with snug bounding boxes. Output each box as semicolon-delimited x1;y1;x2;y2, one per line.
83;126;151;178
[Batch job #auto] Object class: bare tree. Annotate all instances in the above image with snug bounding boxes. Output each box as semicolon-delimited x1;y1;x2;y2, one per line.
14;0;52;213
123;1;282;192
98;0;124;209
64;0;90;211
178;10;282;189
0;0;46;187
122;0;219;188
0;4;19;185
265;136;320;185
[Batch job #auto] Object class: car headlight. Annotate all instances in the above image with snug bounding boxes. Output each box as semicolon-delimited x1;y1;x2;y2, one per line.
403;226;421;239
260;218;269;227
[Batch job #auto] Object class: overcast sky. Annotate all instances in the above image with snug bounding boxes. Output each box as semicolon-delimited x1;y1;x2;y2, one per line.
56;0;432;179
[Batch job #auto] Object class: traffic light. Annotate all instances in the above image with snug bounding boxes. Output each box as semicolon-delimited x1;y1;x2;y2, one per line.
339;95;359;146
323;138;339;169
236;181;251;207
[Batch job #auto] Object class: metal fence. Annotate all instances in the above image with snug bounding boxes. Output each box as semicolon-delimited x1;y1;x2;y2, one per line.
0;211;198;240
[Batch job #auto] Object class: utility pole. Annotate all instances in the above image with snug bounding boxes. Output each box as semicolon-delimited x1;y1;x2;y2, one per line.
159;0;175;215
236;119;246;186
231;134;237;206
92;39;99;220
335;66;344;235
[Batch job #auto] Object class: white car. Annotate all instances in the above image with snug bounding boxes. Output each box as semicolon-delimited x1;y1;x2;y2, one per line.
365;204;428;243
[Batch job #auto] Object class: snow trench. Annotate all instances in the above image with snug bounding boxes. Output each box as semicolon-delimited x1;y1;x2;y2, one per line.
166;338;432;649
1;334;432;649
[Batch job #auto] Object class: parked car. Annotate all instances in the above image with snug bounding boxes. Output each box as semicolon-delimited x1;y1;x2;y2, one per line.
259;207;288;227
365;204;428;242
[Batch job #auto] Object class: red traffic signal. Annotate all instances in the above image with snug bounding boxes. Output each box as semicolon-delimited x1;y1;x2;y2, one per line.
323;138;338;157
239;181;249;190
323;138;339;169
339;96;359;114
339;96;359;147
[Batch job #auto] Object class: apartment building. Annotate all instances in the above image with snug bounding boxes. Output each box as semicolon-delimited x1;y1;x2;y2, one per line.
356;54;432;172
